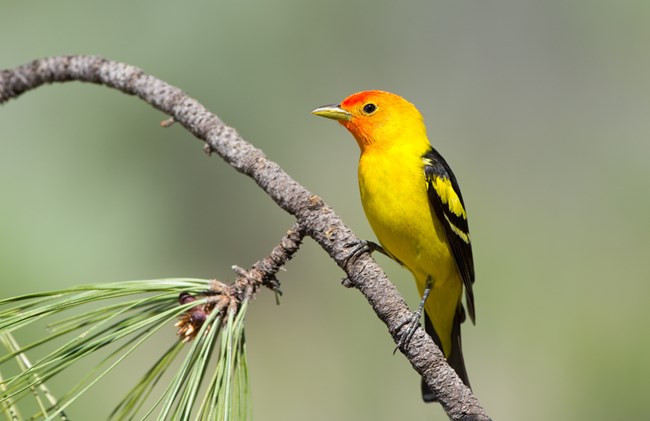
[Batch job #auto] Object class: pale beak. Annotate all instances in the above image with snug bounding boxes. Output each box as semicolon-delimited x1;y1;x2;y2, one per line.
311;104;352;121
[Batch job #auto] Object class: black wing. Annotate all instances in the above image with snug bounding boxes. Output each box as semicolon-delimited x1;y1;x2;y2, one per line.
423;148;476;323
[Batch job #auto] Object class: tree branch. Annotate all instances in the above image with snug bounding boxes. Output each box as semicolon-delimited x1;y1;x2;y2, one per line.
0;55;490;421
177;223;304;341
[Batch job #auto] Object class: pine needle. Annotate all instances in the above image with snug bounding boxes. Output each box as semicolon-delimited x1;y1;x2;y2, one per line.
0;279;250;420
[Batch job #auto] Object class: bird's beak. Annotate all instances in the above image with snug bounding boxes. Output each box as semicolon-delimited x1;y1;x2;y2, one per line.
311;104;352;121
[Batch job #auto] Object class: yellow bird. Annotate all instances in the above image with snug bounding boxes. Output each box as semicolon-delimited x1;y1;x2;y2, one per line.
312;90;475;402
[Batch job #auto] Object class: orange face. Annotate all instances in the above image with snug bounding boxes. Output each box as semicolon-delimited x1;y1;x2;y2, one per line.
312;90;426;152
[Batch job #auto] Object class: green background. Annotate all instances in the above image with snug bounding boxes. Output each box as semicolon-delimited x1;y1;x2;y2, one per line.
2;1;649;419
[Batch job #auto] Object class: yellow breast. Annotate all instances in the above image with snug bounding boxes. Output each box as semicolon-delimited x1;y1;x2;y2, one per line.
358;146;455;282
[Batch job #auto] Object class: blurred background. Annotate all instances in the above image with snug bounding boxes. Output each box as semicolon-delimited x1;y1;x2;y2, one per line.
1;0;649;419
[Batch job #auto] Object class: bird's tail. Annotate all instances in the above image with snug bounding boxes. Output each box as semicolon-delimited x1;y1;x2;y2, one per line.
421;304;470;403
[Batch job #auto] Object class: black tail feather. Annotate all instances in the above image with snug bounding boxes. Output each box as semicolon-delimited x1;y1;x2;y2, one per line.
421;304;470;403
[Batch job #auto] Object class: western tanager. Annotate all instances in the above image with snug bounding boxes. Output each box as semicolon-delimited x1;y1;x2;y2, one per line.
312;90;475;402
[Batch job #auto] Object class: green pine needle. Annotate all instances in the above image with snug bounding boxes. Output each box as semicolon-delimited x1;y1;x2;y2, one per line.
0;279;250;421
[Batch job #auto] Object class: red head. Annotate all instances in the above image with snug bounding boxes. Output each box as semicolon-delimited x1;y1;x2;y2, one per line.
312;90;428;152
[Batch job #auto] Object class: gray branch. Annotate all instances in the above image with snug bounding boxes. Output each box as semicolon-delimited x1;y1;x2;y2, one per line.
0;55;491;421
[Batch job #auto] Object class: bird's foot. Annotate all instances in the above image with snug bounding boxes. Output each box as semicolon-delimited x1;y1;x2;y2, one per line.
342;239;387;268
341;240;387;287
393;307;425;354
393;276;432;353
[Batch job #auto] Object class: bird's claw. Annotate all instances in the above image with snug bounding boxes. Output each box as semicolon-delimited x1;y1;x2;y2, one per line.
393;309;424;354
393;276;432;354
342;239;386;268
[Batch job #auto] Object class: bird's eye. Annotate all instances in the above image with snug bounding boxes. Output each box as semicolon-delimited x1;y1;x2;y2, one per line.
363;103;377;115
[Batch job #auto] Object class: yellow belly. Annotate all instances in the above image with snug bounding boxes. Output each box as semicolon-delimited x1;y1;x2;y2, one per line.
358;148;462;355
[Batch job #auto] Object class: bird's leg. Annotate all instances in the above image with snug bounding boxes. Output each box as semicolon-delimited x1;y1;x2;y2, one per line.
343;239;388;268
395;276;432;352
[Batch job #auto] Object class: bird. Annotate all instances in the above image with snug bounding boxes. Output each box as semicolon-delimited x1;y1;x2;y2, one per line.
312;90;475;402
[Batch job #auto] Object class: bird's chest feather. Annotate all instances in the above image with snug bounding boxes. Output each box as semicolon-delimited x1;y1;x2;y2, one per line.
358;150;451;274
